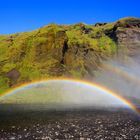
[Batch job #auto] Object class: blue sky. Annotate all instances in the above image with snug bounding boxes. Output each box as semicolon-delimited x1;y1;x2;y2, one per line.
0;0;140;34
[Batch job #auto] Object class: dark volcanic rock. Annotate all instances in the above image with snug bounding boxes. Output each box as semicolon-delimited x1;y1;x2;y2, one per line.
6;69;20;87
6;69;20;81
95;22;107;26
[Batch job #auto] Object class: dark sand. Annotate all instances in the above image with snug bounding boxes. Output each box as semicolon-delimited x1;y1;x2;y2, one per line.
0;105;140;140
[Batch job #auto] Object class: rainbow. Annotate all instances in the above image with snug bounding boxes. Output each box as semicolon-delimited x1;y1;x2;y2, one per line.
102;62;140;85
0;78;139;115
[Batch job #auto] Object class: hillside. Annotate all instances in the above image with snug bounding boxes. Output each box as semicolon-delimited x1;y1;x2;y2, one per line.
0;17;140;94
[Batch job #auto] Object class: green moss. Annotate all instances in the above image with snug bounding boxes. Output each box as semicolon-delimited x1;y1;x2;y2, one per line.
2;63;16;73
0;76;9;94
98;36;117;56
67;30;82;45
0;19;123;94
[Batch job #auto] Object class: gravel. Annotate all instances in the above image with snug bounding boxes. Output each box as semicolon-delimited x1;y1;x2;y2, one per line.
0;109;140;140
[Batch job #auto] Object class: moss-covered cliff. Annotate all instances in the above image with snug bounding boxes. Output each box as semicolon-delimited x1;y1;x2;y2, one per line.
0;17;140;94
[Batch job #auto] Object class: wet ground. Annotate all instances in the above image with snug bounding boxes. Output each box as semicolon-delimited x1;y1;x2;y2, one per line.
0;109;140;140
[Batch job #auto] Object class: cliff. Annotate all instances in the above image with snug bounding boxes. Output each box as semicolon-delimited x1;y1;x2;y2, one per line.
0;17;140;93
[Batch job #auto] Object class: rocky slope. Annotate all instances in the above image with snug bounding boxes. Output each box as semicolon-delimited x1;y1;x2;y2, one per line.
0;17;140;93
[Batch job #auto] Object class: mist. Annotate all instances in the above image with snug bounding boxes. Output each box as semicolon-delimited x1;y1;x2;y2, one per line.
94;50;140;107
0;79;130;111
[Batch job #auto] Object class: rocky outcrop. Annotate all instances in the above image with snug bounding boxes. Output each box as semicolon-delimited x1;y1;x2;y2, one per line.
95;23;107;26
104;18;140;56
116;28;140;56
6;69;20;86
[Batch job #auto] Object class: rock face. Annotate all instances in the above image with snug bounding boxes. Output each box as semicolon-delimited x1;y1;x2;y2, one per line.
116;18;140;53
6;69;20;86
6;69;20;80
0;17;140;92
116;27;140;56
105;18;140;56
